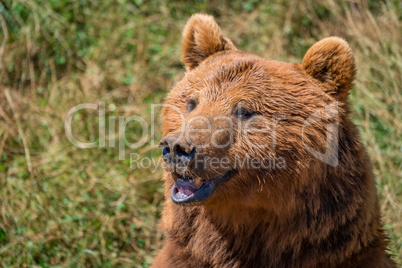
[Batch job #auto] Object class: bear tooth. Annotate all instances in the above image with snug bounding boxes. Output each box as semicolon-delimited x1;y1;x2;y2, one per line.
194;177;202;186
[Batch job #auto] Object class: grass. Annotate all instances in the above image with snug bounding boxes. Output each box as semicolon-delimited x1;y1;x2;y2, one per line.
0;0;401;266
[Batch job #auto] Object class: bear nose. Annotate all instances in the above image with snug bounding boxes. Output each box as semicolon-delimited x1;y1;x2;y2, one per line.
159;134;196;167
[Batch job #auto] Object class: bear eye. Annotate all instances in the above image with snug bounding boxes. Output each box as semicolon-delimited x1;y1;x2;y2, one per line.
234;107;255;120
187;99;197;112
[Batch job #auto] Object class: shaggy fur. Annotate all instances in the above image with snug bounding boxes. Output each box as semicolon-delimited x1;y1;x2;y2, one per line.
152;14;395;268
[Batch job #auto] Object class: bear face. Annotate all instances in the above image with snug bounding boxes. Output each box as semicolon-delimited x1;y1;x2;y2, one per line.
160;14;355;207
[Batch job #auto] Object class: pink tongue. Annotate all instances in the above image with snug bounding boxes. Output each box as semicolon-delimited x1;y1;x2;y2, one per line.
178;186;195;196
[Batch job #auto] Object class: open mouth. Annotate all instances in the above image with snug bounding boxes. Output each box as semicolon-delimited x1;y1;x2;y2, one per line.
171;170;236;205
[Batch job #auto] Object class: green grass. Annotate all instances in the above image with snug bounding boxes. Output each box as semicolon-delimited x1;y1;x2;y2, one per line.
0;0;401;266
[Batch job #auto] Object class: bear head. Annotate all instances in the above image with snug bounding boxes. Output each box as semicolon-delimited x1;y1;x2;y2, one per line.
159;14;356;209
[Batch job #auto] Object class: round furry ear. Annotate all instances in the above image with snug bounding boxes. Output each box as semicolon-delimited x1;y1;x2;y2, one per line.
181;14;236;71
302;37;356;102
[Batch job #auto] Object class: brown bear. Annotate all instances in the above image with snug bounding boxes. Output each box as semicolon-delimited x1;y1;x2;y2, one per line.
152;14;396;268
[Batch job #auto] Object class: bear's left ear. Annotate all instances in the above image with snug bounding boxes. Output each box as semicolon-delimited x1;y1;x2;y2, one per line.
181;14;236;71
302;37;356;102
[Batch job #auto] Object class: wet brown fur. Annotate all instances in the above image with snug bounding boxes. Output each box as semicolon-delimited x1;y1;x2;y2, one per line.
152;14;396;268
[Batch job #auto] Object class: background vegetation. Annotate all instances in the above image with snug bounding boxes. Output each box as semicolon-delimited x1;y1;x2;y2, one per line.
0;0;400;266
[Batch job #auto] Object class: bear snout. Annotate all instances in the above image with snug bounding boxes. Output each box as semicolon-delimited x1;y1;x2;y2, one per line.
159;134;196;171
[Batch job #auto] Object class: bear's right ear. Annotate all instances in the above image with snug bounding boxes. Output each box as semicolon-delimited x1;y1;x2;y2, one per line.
181;14;236;71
